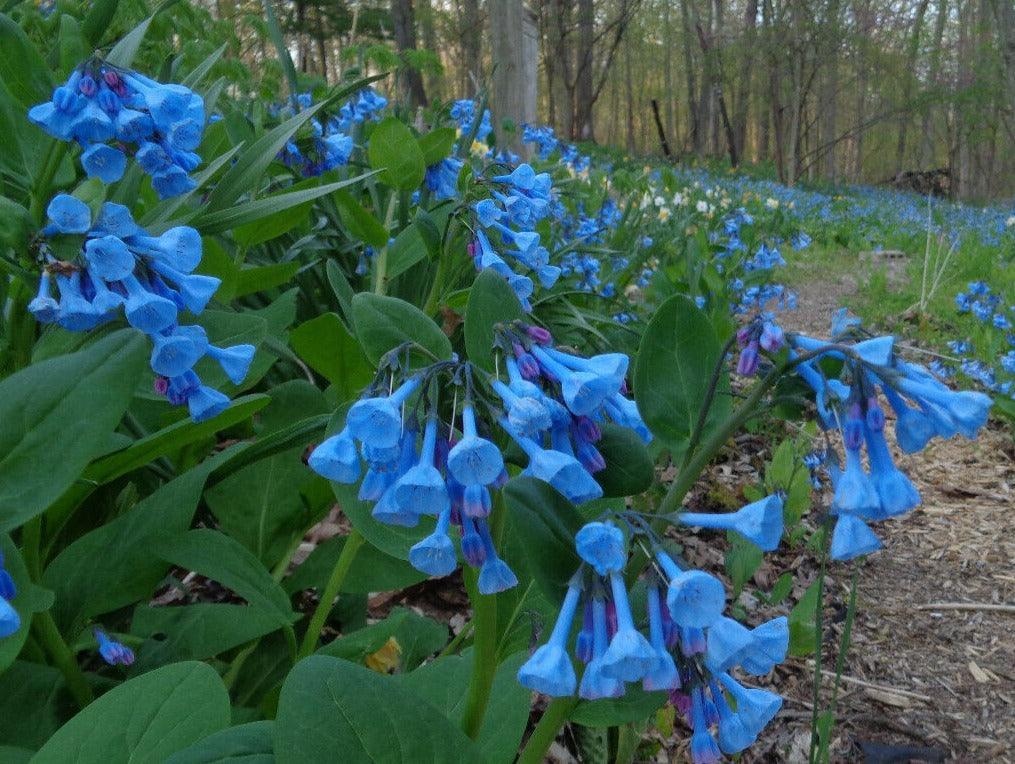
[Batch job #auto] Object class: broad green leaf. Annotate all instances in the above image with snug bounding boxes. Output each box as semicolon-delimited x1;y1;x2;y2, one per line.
399;651;530;764
0;13;53;107
166;721;275;764
156;529;297;628
592;423;653;497
351;292;452;365
316;607;447;671
0;537;54;671
234;262;301;297
289;313;372;399
418;127;457;166
330;480;429;560
57;15;87;78
503;477;583;600
205;382;330;567
131;604;285;669
633;295;728;460
325;260;355;326
180;43;228;89
230;174;323;246
334;190;389;247
0;329;147;532
0;747;31;763
789;579;821;657
283;532;426;596
44;446;245;632
34;662;230;764
367;117;425;190
274;656;481;763
384;223;428;281
725;533;763;597
569;687;668;727
464;268;525;372
0;662;77;750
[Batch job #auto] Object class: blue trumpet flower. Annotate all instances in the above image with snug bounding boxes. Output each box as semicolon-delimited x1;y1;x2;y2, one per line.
575;522;626;576
740;616;790;675
462;483;491;518
95;629;134;666
347;377;420;448
81;143;126;183
864;423;920;517
705;616;754;672
45;194;91;234
447;404;504;486
690;688;722;764
393;418;450;516
517;579;581;696
579;596;625;699
657;553;725;628
642;585;680;691
309;427;361;483
600;571;659;682
717;673;782;735
409;505;457;577
830;514;882;560
712;683;756;754
477;519;518;595
678;494;784;551
0;598;20;638
149;331;202;377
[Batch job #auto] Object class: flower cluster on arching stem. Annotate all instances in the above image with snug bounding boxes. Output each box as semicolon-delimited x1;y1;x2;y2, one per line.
28;195;254;421
518;504;788;761
30;57;205;199
737;309;992;560
306;321;650;592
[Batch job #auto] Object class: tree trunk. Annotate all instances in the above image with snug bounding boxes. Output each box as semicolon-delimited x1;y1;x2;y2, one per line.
624;39;636;152
418;0;440;100
461;0;482;95
733;0;757;159
574;0;596;140
314;4;328;81
919;0;949;168
894;0;931;174
489;0;538;153
664;0;676;139
680;0;700;153
819;0;841;181
391;0;428;109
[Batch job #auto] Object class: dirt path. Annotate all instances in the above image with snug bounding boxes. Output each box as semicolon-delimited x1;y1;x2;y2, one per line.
773;258;1015;762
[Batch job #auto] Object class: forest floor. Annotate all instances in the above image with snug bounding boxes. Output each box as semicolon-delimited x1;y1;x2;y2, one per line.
724;251;1015;764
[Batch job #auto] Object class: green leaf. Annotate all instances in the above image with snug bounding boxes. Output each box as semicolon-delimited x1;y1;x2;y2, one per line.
0;329;147;532
417;127;457;166
80;0;119;46
131;604;285;669
284;533;425;596
398;651;531;764
181;43;228;90
767;572;794;605
0;13;53;107
0;662;77;750
316;606;447;671
325;260;355;326
569;687;668;727
384;222;428;280
289;313;373;399
351;292;452;365
155;529;297;628
33;662;230;764
334;190;388;247
0;537;54;672
205;382;330;567
789;579;821;657
725;533;763;596
274;656;481;763
57;15;87;78
234;261;301;297
633;295;728;461
464;268;525;372
166;721;275;764
503;477;583;600
44;446;243;632
105;0;183;68
367;118;426;190
593;423;653;497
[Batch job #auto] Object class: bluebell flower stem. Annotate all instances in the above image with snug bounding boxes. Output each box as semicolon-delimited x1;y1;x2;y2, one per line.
679;333;739;471
516;697;578;764
372;194;398;295
437;618;475;658
808;516;834;764
33;612;94;708
816;566;858;764
460;493;505;739
298;529;365;658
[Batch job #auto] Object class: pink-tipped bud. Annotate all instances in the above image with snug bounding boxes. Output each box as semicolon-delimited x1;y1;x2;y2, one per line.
736;325;753;348
526;325;553;344
736;341;760;376
153;376;169;395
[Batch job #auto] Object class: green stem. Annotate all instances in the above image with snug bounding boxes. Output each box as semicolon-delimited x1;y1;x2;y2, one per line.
30;142;70;223
21;516;43;581
817;567;858;764
33;611;93;708
808;518;833;764
437;618;474;658
297;529;365;659
372;194;399;295
459;494;505;739
517;697;578;764
679;333;739;472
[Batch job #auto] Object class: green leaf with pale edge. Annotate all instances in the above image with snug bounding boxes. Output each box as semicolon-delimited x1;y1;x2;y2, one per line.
465;268;525;372
33;662;230;764
633;294;728;461
0;329;147;532
351;292;452;365
274;656;481;763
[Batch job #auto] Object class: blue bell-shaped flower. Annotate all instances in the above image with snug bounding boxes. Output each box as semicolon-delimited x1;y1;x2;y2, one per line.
599;572;658;682
309;427;361;483
830;514;882;561
408;505;457;577
575;521;626;576
678;493;784;551
517;579;581;696
447;404;503;486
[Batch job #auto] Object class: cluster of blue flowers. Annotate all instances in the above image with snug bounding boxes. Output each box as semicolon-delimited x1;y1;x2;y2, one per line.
450;99;492;144
521;123;591;174
424;156;464;201
519;506;787;761
947;281;1014;397
307;322;650;591
0;553;18;639
762;312;994;559
276;89;387;177
471;164;561;308
30;59;205;199
28;195;254;421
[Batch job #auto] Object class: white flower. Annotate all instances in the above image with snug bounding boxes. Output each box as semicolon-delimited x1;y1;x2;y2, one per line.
653;196;666;207
696;200;709;214
1006;215;1015;227
765;198;779;209
658;207;671;222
